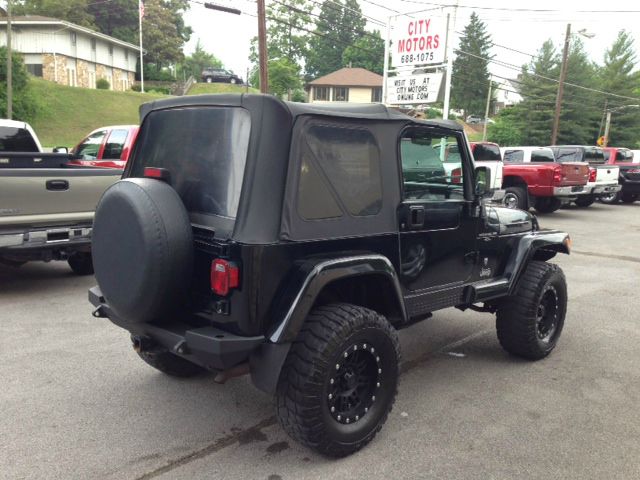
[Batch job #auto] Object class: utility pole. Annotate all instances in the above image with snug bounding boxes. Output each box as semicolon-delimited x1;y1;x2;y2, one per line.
138;0;144;92
551;23;571;145
256;0;268;93
603;111;612;148
482;76;492;142
6;0;13;119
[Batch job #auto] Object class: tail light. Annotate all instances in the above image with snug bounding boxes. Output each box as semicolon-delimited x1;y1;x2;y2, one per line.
210;259;240;296
553;166;562;184
451;167;462;184
144;167;171;182
588;167;597;182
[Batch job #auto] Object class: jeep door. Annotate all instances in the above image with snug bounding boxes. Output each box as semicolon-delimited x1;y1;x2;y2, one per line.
397;126;478;315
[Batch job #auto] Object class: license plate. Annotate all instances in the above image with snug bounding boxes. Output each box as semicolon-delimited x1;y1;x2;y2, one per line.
571;186;583;192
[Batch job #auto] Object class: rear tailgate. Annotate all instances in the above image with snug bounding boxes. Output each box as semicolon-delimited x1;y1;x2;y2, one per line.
0;157;121;228
558;162;589;186
593;165;619;185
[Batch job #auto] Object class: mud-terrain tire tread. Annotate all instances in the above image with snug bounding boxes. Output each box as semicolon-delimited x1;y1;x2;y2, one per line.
137;351;206;377
276;303;400;457
574;195;595;207
496;261;567;360
534;198;562;214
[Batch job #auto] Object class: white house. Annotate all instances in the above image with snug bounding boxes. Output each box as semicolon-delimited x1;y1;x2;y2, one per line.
495;79;523;112
0;16;139;91
308;67;383;104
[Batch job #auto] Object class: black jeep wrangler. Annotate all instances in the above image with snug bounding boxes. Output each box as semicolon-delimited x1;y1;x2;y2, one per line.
89;95;571;457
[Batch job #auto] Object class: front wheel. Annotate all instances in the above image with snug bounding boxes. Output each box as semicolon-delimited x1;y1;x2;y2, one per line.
574;195;595;207
276;303;400;457
534;197;562;214
496;261;567;360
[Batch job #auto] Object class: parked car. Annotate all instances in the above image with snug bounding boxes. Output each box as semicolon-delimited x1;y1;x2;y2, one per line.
0;120;122;274
89;94;571;457
497;145;590;212
68;125;139;169
601;147;640;204
201;67;243;84
549;145;621;207
466;114;482;124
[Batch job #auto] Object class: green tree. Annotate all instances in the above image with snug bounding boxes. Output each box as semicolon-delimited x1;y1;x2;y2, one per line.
451;12;492;117
88;0;139;45
487;108;523;146
512;40;559;145
184;39;223;79
305;0;366;78
597;31;640;147
342;30;384;75
13;0;95;28
0;47;38;120
249;58;303;98
141;0;192;69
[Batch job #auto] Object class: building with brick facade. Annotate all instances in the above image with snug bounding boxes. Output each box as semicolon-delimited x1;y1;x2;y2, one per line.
307;68;383;104
0;16;139;91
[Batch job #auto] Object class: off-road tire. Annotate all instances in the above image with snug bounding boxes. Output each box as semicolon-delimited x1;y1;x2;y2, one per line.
620;193;638;203
574;195;595;208
534;197;562;214
68;252;94;275
136;350;206;377
276;303;400;457
496;261;567;360
503;186;527;210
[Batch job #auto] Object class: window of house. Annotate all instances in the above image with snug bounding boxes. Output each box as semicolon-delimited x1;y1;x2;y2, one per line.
314;86;329;101
297;124;382;219
25;64;43;77
70;32;77;45
334;87;349;102
109;45;113;55
371;87;382;103
124;49;129;60
67;68;77;87
91;39;96;51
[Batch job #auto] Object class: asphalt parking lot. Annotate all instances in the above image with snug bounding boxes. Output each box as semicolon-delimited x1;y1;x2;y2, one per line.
2;202;639;480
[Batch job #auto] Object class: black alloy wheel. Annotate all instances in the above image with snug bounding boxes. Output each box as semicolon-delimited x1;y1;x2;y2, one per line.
536;286;560;343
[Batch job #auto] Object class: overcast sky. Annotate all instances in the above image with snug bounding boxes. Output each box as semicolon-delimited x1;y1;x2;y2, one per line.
184;0;640;83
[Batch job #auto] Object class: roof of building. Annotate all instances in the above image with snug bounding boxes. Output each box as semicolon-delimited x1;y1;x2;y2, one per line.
0;16;139;50
309;67;383;88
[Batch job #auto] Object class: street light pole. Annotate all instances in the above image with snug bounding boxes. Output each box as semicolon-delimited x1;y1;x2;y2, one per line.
603;104;640;147
6;0;13;119
482;75;492;142
551;23;571;145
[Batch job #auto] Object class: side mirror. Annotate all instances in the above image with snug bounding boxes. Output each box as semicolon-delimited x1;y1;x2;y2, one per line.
53;146;68;154
474;166;489;196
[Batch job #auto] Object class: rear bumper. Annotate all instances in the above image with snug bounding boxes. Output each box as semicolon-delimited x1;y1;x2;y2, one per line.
89;286;264;371
552;185;589;197
0;226;92;250
593;184;622;195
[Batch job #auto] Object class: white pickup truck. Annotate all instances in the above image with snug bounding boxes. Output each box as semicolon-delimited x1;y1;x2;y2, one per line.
0;119;121;273
549;146;621;207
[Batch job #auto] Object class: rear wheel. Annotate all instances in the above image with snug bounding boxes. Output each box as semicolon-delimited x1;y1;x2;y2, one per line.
496;261;567;360
276;303;400;457
599;192;619;204
574;195;595;207
620;193;638;203
68;252;94;275
503;186;527;210
534;197;562;214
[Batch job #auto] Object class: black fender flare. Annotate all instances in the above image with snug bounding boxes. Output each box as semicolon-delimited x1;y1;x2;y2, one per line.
249;254;406;394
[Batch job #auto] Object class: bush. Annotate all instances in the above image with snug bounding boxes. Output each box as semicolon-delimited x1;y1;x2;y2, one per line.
131;84;142;92
0;46;38;120
96;78;110;90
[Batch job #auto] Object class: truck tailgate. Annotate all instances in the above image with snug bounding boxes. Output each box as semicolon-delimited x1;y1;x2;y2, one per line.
594;165;619;185
0;168;121;228
559;162;589;186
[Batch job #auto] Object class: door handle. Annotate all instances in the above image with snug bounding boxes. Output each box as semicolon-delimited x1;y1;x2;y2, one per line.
46;179;69;191
409;206;425;228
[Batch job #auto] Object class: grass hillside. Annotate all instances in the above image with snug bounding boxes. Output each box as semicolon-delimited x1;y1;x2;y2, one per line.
187;82;259;95
29;78;166;147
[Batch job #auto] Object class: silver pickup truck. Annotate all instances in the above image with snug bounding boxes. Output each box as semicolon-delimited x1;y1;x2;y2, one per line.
0;120;121;274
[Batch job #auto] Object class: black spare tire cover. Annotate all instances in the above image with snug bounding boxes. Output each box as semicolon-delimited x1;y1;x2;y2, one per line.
92;178;193;323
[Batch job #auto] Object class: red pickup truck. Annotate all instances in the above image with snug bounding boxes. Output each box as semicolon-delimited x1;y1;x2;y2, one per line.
473;142;589;213
68;125;139;169
601;147;640;204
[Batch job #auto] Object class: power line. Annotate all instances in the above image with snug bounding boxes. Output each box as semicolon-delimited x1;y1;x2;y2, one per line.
394;0;640;14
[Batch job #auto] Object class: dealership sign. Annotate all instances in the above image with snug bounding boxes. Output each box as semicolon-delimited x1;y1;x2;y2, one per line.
391;16;447;68
386;72;444;105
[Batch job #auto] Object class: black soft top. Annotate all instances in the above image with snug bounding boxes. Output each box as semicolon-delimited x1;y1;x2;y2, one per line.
135;94;463;244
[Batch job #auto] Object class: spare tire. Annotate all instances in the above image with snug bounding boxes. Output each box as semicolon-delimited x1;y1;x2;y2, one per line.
92;178;193;323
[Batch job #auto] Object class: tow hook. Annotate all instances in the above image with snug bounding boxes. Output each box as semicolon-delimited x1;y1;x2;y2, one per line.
131;335;155;353
92;305;106;318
